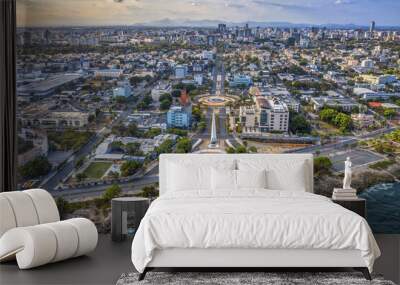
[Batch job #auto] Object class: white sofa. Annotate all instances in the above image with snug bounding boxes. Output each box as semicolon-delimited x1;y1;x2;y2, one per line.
0;189;98;269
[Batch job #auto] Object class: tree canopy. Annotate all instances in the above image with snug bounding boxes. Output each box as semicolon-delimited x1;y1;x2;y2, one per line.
314;156;332;176
102;184;122;201
289;113;311;134
120;160;142;177
19;156;52;179
175;137;192;153
319;108;353;132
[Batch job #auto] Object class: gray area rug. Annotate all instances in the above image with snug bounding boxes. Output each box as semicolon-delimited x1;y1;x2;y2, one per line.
117;272;396;285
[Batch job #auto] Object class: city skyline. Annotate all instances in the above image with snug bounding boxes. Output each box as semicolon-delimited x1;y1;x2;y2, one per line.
17;0;400;28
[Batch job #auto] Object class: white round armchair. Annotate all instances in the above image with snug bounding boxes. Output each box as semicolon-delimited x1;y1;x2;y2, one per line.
0;189;98;269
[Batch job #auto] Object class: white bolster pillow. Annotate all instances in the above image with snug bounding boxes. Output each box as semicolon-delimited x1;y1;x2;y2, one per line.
23;189;60;224
65;218;98;257
0;226;57;269
0;196;17;237
0;218;98;269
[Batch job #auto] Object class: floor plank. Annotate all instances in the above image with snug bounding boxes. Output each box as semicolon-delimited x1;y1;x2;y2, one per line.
0;234;133;285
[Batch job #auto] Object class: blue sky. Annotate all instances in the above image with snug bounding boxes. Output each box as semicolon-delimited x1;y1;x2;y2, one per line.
17;0;400;27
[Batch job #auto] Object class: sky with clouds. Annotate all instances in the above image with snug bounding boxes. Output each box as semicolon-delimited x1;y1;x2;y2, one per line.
17;0;400;27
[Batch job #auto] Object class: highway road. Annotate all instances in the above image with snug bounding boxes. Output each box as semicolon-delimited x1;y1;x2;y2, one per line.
291;126;397;154
328;149;384;172
218;107;228;139
194;58;230;141
52;175;159;201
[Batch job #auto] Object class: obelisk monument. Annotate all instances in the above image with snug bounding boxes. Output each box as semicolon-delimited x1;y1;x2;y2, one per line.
208;111;218;148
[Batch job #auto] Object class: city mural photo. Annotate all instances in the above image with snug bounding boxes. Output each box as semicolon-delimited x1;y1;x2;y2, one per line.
15;0;400;234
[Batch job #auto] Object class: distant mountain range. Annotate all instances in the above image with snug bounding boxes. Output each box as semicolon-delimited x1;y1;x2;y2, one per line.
132;18;400;29
18;19;400;30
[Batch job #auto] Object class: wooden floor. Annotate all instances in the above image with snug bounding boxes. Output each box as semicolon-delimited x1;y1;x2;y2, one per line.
0;234;133;285
1;234;398;285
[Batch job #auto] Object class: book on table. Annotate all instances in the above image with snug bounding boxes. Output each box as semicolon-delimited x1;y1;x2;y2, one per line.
333;188;356;193
332;188;358;200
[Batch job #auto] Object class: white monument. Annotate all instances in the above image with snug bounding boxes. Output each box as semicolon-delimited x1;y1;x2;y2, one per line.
208;111;219;148
343;157;352;189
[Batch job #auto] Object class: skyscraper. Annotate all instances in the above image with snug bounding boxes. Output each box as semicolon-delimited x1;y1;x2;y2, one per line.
207;35;216;46
218;23;227;34
370;21;375;33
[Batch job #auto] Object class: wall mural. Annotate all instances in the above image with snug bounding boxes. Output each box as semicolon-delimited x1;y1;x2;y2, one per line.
15;0;400;233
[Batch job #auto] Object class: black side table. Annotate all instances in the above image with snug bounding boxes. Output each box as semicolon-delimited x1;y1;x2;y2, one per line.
111;197;150;242
332;198;366;218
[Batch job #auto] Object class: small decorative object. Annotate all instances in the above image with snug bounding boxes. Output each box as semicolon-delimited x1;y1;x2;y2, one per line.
343;157;352;190
111;197;150;242
332;157;357;200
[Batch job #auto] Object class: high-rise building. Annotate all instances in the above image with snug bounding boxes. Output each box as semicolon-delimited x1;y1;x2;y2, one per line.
167;90;192;128
207;35;216;46
218;24;227;34
167;106;191;128
255;97;289;133
370;21;375;33
44;29;51;44
244;23;252;37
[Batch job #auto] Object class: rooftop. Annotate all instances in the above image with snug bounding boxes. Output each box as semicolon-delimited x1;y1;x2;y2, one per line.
18;74;82;95
353;87;376;95
312;96;357;106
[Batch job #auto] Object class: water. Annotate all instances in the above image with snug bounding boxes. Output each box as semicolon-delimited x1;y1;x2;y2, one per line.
358;182;400;234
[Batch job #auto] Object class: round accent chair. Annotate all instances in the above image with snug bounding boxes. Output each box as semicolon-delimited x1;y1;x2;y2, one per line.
0;189;98;269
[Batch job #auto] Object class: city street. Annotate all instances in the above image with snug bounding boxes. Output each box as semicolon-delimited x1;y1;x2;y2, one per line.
325;149;385;172
42;84;154;192
51;175;159;201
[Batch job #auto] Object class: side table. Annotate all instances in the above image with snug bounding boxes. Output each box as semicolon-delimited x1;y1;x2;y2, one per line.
332;197;366;218
111;197;150;242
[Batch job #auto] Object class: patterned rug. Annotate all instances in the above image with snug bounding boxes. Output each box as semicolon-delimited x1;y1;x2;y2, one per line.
116;271;396;285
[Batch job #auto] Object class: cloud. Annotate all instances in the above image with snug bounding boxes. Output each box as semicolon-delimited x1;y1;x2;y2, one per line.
251;0;312;10
224;2;246;9
334;0;354;5
15;0;400;27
